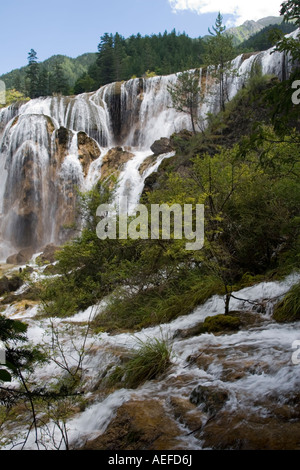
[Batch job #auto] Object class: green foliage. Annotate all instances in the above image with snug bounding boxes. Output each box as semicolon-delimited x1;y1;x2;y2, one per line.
0;89;30;109
205;13;237;111
39;70;300;329
273;282;300;322
167;70;202;134
88;30;205;90
109;336;173;389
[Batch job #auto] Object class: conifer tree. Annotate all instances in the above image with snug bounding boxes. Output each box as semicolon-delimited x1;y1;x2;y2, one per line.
26;49;40;99
205;13;236;111
167;70;201;134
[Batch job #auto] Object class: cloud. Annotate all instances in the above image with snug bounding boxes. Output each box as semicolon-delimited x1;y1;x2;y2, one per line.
168;0;283;25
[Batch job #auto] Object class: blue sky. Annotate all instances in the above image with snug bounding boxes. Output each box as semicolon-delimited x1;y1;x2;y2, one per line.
0;0;283;75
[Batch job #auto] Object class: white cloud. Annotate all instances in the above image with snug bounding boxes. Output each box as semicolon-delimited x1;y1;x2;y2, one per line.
168;0;283;25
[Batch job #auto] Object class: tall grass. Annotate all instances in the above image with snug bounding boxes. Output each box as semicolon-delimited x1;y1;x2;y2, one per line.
273;282;300;323
109;335;173;389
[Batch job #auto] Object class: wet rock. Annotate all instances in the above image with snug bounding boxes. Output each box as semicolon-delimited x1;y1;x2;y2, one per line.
169;396;204;431
201;410;300;450
138;155;157;175
150;137;173;155
201;314;241;334
190;385;229;415
6;247;35;265
77;131;101;176
81;399;183;450
100;147;134;184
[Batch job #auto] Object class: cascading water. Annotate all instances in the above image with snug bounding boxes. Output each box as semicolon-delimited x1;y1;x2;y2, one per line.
0;32;297;259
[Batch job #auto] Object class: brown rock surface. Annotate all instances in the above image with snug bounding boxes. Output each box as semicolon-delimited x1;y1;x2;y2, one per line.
77;131;101;176
100;147;134;184
81;399;183;450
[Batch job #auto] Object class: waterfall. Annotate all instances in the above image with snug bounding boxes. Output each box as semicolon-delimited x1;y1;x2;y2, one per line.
0;32;297;259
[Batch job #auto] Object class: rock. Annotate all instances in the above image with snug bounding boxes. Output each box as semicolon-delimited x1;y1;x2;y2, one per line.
77;131;101;176
80;399;183;451
200;314;241;334
0;276;10;295
0;274;23;296
150;137;173;155
138;155;157;175
169;396;204;431
7;275;23;292
201;410;300;450
100;147;134;184
6;247;35;265
190;385;229;415
36;244;61;265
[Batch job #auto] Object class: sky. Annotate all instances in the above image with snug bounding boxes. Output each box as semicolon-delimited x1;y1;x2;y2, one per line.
0;0;283;75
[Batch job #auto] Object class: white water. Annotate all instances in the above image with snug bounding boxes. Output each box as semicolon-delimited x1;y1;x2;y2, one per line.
0;33;296;258
1;270;299;449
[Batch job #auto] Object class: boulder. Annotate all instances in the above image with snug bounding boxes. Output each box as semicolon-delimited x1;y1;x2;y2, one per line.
0;276;10;295
0;274;23;296
150;137;173;155
6;247;35;265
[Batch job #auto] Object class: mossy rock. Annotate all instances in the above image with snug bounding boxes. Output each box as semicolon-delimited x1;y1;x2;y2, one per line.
201;314;241;334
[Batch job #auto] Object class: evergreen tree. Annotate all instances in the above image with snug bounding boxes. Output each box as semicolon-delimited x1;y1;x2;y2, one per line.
97;33;115;86
51;60;69;95
26;49;40;99
205;13;236;111
167;70;201;134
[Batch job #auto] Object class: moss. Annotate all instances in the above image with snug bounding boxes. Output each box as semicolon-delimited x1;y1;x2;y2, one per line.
200;314;241;334
273;282;300;323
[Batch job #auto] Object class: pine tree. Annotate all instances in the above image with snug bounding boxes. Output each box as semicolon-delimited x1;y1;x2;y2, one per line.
205;13;236;111
167;70;201;134
97;33;115;86
26;49;40;99
51;60;69;95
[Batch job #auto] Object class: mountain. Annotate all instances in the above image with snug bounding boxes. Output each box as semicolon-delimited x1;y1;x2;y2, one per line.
0;53;97;93
238;22;297;52
225;16;284;45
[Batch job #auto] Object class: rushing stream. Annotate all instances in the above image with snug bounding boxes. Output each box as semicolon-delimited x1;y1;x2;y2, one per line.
1;264;299;450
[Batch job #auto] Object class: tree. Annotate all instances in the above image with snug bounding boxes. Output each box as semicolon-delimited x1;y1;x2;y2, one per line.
26;49;40;99
272;0;300;66
167;70;202;134
97;33;115;86
205;13;237;112
51;60;69;95
74;73;96;94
